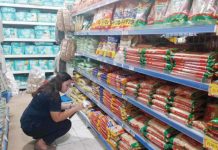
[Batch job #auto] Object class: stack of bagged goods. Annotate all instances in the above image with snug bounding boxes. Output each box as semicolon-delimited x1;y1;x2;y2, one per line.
169;86;207;125
136;77;164;106
107;70;141;94
76;76;92;93
207;118;218;141
103;89;138;121
145;118;179;150
91;82;103;102
96;36;120;58
127;112;153;135
170;133;203;150
118;133;144;150
76;37;99;54
125;80;141;98
171;51;217;82
92;64;118;83
151;84;176;114
147;0;170;25
124;47;144;66
142;47;175;72
68;86;89;104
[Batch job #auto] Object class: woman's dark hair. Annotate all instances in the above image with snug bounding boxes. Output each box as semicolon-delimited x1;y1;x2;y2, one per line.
32;72;72;100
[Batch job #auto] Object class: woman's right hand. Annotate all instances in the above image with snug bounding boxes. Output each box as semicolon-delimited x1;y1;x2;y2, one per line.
71;103;84;111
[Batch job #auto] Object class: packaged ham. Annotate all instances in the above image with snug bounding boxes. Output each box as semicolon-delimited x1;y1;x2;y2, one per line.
189;0;218;24
172;96;205;108
148;118;179;139
146;132;172;149
164;0;193;24
170;107;204;121
174;86;206;99
169;133;203;150
204;103;218;122
156;85;176;97
147;0;170;24
137;96;151;105
168;113;190;125
120;133;142;149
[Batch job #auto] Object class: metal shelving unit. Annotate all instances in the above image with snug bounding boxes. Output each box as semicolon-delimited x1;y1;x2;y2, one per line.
0;3;62;10
5;55;56;58
12;70;54;74
77;111;113;150
75;85;159;150
75;24;217;36
75;67;205;144
2;21;56;26
76;52;209;91
4;38;56;42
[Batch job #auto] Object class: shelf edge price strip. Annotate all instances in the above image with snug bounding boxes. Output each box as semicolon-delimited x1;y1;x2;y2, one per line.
204;135;218;150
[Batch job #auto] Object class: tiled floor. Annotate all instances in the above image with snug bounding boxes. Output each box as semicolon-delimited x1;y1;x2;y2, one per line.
8;93;104;150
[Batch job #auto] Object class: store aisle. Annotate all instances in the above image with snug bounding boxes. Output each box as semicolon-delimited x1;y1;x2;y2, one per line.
7;93;104;150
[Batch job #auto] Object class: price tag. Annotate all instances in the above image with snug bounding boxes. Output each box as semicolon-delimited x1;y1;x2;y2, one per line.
97;57;101;61
204;135;218;150
208;83;218;97
113;61;117;66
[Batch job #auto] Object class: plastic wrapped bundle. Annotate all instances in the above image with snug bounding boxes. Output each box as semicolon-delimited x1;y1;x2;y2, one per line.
171;51;217;82
169;86;207;125
26;67;45;94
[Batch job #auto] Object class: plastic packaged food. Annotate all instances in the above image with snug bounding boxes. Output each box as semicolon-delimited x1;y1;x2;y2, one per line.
147;0;170;24
169;133;203;150
174;86;206;99
156;85;175;97
189;0;218;24
164;0;192;24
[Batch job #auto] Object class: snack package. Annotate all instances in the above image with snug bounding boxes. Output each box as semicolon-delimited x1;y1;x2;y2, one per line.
189;0;218;24
147;0;170;24
134;0;153;26
164;0;192;24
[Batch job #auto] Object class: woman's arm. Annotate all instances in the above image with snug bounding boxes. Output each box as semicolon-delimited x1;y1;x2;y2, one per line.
50;103;84;122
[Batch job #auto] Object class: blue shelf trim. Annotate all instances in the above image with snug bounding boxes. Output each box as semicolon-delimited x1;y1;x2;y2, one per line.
75;24;217;35
77;111;112;150
75;85;159;150
77;52;209;91
72;0;121;16
75;67;204;144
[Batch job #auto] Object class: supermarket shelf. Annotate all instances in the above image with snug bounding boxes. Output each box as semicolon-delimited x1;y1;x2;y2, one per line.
77;52;208;91
12;70;54;74
75;84;159;150
0;3;62;10
5;55;56;58
2;107;9;150
75;67;205;144
2;21;56;26
74;24;217;35
72;0;121;16
4;38;56;42
77;111;112;150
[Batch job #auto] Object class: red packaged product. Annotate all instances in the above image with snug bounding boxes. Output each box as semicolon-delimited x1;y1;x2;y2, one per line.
192;120;207;133
146;133;168;149
137;96;150;105
168;113;190;125
146;126;165;141
138;88;154;95
174;60;208;67
153;94;170;102
174;86;206;99
147;0;170;24
172;102;205;113
156;85;175;97
138;93;152;99
152;99;168;110
173;67;208;77
125;55;141;60
173;96;204;108
174;64;208;72
151;105;168;114
204;103;218;122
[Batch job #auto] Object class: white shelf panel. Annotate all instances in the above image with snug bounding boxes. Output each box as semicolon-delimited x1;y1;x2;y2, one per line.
5;55;56;58
4;38;56;42
2;21;56;26
0;3;62;10
12;70;54;74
